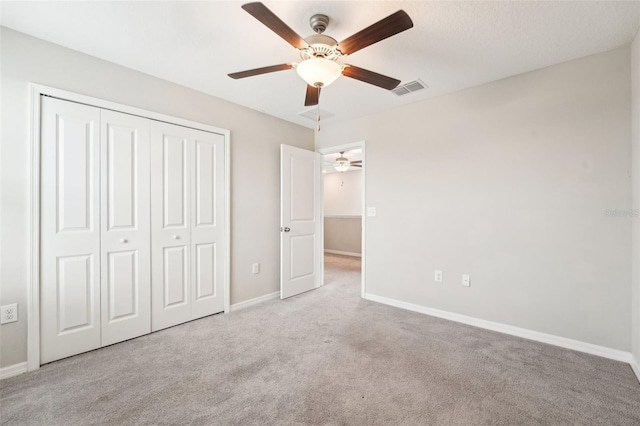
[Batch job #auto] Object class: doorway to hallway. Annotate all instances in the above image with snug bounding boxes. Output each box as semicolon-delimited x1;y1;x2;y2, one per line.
319;142;365;297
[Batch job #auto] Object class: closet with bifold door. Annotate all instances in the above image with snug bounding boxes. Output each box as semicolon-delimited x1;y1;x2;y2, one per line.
39;96;226;364
150;121;226;331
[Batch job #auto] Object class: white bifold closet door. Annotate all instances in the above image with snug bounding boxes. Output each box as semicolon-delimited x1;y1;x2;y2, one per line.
150;121;225;331
41;98;151;363
100;109;151;346
41;97;102;363
40;96;225;363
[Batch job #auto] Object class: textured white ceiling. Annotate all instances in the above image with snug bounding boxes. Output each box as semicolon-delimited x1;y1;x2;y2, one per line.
2;1;639;129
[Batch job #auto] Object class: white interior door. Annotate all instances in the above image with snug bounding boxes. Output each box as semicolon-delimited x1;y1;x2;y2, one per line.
150;121;225;330
280;144;322;299
100;110;151;346
40;97;101;363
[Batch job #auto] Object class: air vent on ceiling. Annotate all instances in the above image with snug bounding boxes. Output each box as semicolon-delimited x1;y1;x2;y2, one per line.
298;108;335;121
392;79;428;96
392;86;411;96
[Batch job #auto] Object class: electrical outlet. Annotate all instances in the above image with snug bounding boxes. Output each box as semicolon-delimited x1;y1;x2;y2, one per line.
1;304;18;324
434;270;443;282
252;263;260;274
462;274;470;287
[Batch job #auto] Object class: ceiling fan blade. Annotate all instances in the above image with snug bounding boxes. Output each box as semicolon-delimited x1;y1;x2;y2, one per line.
242;2;308;50
351;164;362;168
305;85;319;106
228;64;293;79
350;160;362;164
342;65;401;90
337;10;413;55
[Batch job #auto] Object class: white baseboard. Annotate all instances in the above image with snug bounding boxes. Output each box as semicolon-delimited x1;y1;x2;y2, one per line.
230;291;279;312
631;357;640;383
0;362;28;380
324;249;361;258
364;293;634;365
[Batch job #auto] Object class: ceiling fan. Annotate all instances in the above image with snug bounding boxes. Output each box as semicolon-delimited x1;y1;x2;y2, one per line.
328;152;362;172
228;2;414;108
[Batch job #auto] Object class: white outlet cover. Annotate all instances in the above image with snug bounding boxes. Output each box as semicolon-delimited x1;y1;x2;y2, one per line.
1;303;18;324
434;270;443;282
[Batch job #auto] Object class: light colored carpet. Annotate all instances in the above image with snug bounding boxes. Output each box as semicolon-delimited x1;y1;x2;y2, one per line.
1;253;639;425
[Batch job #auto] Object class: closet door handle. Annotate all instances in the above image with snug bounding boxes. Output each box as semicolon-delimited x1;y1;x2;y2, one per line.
173;235;180;240
120;238;128;243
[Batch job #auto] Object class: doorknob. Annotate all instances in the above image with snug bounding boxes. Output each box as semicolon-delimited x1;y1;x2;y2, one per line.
173;235;180;240
283;227;291;233
120;238;128;243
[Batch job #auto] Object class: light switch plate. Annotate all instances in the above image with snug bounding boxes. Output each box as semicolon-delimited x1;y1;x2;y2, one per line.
252;263;260;274
367;207;377;217
462;274;470;287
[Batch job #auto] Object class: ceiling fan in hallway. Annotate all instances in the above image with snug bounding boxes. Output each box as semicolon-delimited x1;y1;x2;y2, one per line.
228;2;414;108
327;152;362;173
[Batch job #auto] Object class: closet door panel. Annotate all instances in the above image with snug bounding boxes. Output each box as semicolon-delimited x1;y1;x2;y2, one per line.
151;121;192;331
164;245;188;306
163;135;188;228
56;255;95;331
106;250;137;317
100;110;151;346
195;243;215;299
40;97;101;364
191;132;225;318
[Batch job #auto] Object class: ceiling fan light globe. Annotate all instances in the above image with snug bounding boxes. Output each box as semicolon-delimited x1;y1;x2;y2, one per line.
296;58;342;88
334;159;350;172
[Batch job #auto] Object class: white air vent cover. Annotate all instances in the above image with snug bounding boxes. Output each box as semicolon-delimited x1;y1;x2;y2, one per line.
392;79;428;96
391;86;411;96
298;108;335;121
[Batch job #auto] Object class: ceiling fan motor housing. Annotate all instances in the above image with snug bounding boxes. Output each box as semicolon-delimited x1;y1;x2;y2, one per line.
300;34;341;61
310;14;330;34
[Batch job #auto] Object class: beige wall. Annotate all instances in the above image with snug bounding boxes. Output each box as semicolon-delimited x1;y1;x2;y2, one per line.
324;170;362;216
317;47;632;351
324;218;362;255
632;29;640;367
0;28;314;368
324;170;362;255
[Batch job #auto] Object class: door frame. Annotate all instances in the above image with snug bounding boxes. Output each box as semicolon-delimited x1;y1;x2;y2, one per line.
28;84;231;371
317;141;366;298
